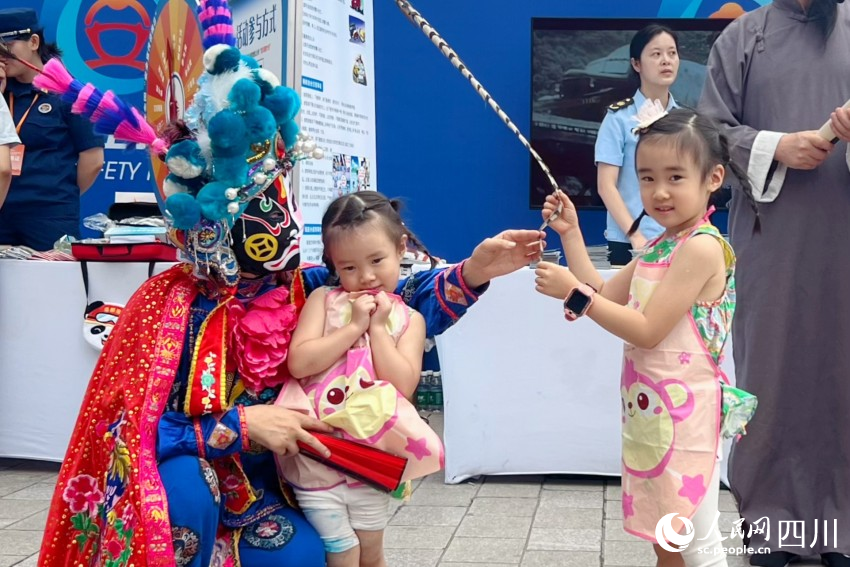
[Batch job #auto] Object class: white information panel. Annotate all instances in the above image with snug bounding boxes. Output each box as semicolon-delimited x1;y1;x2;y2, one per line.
294;0;377;264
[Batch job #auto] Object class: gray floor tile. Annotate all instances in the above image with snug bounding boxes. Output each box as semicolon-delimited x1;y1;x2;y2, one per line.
0;500;51;522
3;484;56;501
11;556;39;567
602;540;657;566
439;563;517;567
477;480;541;498
467;497;538;517
604;500;624;520
726;554;754;567
603;520;637;542
521;550;601;567
527;527;602;552
0;479;39;499
719;489;738;513
0;531;42;556
455;515;532;539
384;525;455;550
0;557;27;567
5;511;47;532
407;486;479;508
605;483;622;501
539;490;604;509
441;537;525;564
542;477;605;492
390;506;466;527
383;548;442;567
533;507;603;530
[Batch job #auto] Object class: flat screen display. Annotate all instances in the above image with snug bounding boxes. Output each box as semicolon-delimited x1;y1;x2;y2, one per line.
530;18;733;209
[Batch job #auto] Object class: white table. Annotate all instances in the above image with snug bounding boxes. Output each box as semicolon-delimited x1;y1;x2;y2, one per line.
436;267;735;484
0;260;173;461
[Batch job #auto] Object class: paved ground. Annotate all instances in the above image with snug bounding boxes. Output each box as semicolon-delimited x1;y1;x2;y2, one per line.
0;413;824;566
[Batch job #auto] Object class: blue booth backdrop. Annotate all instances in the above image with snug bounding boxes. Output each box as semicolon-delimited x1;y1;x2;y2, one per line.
13;0;767;254
373;0;767;260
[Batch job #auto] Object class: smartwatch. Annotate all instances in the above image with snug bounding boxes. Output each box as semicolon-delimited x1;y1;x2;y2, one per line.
564;283;597;321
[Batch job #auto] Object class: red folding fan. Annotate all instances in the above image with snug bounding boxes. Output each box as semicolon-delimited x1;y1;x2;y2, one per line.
297;432;408;493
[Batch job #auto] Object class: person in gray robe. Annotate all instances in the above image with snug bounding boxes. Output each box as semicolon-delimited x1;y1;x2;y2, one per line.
699;0;850;566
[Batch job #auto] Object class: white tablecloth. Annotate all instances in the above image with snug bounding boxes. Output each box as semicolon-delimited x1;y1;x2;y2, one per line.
0;260;173;461
436;267;735;484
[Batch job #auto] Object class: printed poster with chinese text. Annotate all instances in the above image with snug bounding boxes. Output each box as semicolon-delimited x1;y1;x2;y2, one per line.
295;0;377;264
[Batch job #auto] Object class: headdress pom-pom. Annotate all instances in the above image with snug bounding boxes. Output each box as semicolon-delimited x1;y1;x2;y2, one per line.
165;193;202;230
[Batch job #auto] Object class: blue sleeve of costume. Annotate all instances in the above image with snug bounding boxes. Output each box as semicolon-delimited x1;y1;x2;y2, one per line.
301;265;330;293
395;262;488;337
157;407;246;462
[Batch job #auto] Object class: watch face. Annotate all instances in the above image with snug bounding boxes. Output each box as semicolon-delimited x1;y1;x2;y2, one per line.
565;291;591;314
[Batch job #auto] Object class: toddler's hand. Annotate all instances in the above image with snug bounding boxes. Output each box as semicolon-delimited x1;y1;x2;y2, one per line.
534;261;579;299
542;190;579;236
350;294;377;333
369;291;393;332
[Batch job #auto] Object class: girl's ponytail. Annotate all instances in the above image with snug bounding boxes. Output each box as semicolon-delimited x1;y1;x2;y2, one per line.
627;211;648;237
718;135;761;233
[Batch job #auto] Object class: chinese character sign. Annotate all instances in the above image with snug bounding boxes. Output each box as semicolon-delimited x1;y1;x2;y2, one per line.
232;0;286;79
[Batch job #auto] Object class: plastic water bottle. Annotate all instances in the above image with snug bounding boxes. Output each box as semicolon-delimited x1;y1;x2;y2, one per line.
432;371;443;411
416;371;433;410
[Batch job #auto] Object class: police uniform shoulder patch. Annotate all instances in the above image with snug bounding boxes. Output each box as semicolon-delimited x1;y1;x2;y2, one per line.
608;98;634;112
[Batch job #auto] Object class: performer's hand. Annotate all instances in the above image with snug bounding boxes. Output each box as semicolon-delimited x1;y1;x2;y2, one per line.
243;404;333;457
534;261;579;300
829;106;850;143
368;291;392;332
542;190;579;236
462;229;546;288
350;293;377;333
776;131;833;170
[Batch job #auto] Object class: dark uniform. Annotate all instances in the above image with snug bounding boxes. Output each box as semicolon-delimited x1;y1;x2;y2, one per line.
0;78;104;250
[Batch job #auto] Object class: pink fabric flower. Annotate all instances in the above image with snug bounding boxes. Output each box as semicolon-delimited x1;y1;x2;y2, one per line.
228;287;298;392
62;474;104;517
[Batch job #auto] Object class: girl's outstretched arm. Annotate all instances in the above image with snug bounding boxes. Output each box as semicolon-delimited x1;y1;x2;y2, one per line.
537;234;725;348
370;295;425;399
287;288;371;378
587;234;726;348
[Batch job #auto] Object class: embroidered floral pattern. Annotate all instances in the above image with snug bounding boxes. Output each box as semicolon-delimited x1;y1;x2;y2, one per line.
62;474;105;554
211;532;236;567
61;472;136;566
102;515;134;567
63;474;104;517
242;514;295;549
199;459;221;504
640;236;677;264
199;353;219;413
172;526;201;567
